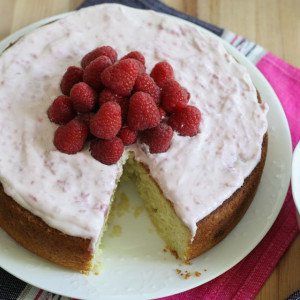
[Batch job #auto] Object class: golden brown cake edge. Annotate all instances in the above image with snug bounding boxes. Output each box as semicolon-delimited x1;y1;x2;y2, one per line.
0;186;94;273
186;133;268;261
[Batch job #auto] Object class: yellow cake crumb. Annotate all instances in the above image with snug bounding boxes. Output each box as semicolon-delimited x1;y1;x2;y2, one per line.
195;271;201;277
109;225;122;237
116;193;130;217
175;268;202;279
134;206;144;218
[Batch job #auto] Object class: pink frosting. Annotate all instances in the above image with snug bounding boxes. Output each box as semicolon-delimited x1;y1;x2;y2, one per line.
0;4;268;248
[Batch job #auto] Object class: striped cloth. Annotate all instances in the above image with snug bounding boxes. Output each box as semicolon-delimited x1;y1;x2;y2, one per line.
1;0;299;299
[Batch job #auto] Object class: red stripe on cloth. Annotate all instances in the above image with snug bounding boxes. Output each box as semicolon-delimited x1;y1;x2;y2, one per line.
33;289;43;300
230;34;239;45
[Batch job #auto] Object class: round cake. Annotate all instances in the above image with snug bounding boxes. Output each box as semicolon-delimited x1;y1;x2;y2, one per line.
0;4;268;273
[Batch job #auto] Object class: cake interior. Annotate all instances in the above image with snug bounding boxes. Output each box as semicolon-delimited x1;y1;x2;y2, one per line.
124;156;191;260
91;154;191;272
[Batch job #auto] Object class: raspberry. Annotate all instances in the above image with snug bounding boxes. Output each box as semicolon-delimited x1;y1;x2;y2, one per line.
54;119;88;154
60;66;84;96
118;126;138;145
150;61;174;88
81;46;117;68
121;51;145;65
158;106;166;120
99;89;129;123
47;95;76;125
101;59;139;96
90;101;122;139
127;92;160;131
161;80;189;113
140;123;173;153
90;137;124;165
83;56;112;90
168;105;201;137
134;73;161;105
70;82;98;113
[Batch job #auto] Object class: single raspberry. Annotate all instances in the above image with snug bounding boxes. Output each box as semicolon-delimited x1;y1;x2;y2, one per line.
121;51;145;65
47;95;76;125
60;66;84;96
101;59;139;96
90;137;124;165
70;82;98;113
118;126;138;145
161;80;189;113
83;56;112;90
168;105;201;137
81;46;117;68
150;61;174;88
158;106;166;120
140;123;173;153
90;101;122;139
127;92;160;131
53;119;88;154
99;89;129;123
134;73;161;105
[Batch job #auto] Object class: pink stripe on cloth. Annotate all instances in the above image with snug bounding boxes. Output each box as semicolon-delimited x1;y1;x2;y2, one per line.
33;289;43;300
230;34;239;45
159;53;300;300
257;52;300;149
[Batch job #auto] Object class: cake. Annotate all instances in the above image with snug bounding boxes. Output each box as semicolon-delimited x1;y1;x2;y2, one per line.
0;4;268;273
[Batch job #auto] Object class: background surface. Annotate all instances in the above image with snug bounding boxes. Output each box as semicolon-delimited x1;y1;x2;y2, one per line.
0;1;299;299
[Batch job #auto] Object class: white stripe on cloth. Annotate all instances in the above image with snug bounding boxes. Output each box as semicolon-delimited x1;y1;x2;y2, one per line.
17;285;70;300
221;30;267;64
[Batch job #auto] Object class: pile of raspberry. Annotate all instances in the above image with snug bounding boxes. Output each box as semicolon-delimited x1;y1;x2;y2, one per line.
48;46;201;165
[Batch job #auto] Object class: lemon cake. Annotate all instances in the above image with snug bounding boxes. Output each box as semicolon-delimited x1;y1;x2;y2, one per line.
0;4;268;273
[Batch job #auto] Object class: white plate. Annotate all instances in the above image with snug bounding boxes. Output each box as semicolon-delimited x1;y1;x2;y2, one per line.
0;7;292;300
292;142;300;226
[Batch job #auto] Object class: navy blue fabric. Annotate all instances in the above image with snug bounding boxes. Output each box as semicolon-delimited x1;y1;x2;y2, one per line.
78;0;224;36
286;289;300;300
0;267;26;300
